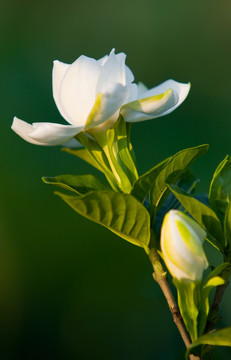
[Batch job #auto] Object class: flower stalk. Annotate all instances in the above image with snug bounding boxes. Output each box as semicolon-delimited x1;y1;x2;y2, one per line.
148;248;200;360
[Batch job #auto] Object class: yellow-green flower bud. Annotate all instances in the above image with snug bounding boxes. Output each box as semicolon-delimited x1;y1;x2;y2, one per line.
161;210;208;281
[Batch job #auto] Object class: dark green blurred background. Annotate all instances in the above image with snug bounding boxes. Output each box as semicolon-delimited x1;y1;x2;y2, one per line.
1;0;231;359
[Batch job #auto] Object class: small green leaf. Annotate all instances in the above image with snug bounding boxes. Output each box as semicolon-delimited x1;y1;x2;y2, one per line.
209;155;231;223
131;157;170;203
150;144;209;216
173;279;200;342
198;275;225;336
168;184;224;252
224;201;231;247
55;190;151;253
204;262;230;284
42;174;109;195
186;327;231;359
61;147;103;172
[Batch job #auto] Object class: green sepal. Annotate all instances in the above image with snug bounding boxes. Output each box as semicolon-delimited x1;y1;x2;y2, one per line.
150;144;209;219
103;117;138;193
173;278;200;342
185;327;231;359
61;147;103;172
42;174;109;195
209;155;231;223
75;132;120;191
55;190;151;253
125;122;137;167
168;184;225;252
87;116;138;194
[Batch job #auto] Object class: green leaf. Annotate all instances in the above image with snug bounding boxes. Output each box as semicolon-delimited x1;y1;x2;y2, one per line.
131;157;170;203
168;184;224;252
61;147;103;172
198;275;225;336
209;155;231;223
42;174;109;195
204;262;230;284
173;279;200;342
150;144;209;216
186;327;231;359
224;201;231;247
55;190;151;253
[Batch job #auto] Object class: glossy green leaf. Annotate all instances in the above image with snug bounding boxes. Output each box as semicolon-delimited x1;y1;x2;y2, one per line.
61;147;103;172
150;144;209;216
209;155;231;223
131;157;170;203
173;279;200;342
55;190;151;253
198;276;225;336
168;184;224;252
186;327;231;359
224;201;231;247
42;174;109;195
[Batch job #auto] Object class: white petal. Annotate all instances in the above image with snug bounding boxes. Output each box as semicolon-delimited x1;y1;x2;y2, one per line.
139;79;191;116
85;83;130;129
97;54;109;66
52;60;70;122
59;55;102;126
137;82;149;97
125;64;134;83
120;88;176;122
98;49;134;85
12;117;83;146
96;49;127;93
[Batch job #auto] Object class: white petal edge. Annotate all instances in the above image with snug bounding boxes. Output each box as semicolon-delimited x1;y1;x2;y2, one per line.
12;117;84;146
52;60;70;123
139;79;191;117
120;89;176;122
96;49;127;94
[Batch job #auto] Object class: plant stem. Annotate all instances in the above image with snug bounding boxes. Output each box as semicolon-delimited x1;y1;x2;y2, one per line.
148;248;200;360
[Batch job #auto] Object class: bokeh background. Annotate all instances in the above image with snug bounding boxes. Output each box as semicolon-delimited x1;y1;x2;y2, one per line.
1;0;231;359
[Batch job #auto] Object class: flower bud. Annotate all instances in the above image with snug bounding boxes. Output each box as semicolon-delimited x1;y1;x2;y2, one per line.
161;210;208;281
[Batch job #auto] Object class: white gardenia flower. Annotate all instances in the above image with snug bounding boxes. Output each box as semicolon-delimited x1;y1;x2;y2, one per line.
161;210;208;282
12;49;190;146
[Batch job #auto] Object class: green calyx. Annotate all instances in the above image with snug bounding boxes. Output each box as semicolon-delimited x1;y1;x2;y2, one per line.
76;115;138;194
